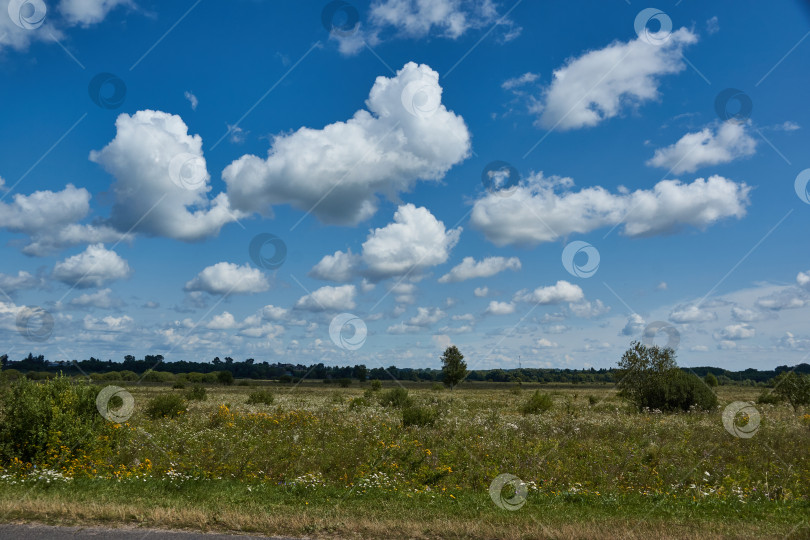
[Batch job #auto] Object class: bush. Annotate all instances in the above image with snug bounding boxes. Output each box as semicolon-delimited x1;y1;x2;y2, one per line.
402;404;439;427
369;379;382;391
237;380;251;387
185;384;207;401
145;394;186;419
216;370;234;386
772;372;810;411
757;390;783;405
172;381;186;389
141;370;175;383
379;387;413;408
246;390;275;406
431;382;444;391
337;378;352;388
0;368;22;382
704;373;719;387
521;390;553;415
588;395;599;406
0;375;111;463
349;396;370;410
616;342;717;412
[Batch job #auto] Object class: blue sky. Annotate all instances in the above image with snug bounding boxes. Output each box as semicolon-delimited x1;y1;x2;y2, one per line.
1;0;809;371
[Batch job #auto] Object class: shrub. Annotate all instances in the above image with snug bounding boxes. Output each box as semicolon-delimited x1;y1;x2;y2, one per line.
704;373;719;387
379;387;413;408
172;381;186;389
588;395;599;406
278;375;293;383
141;370;175;383
0;368;22;382
772;372;810;411
337;378;352;388
521;390;553;415
185;384;207;401
349;396;370;410
0;375;111;463
237;380;251;387
756;390;783;405
246;390;275;406
616;342;717;412
369;379;382;391
145;394;186;419
402;404;439;427
216;370;234;386
431;382;444;391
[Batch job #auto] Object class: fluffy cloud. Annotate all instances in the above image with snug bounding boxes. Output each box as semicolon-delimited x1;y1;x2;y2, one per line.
184;262;269;296
0;271;42;293
53;244;132;288
407;306;445;326
515;281;584;305
438;256;520;283
533;28;697;130
333;0;520;54
206;312;239;330
474;286;489;297
310;204;461;281
621;313;646;336
486;301;515;315
569;299;610;318
669;304;717;323
83;314;133;332
59;0;130;26
223;63;470;225
502;72;540;91
647;122;757;174
714;324;755;340
730;306;771;323
0;184;129;256
536;338;559;348
70;288;123;309
295;285;357;312
91;110;243;242
471;173;750;246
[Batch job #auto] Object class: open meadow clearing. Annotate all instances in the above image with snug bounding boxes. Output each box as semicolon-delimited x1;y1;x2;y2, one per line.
0;377;808;539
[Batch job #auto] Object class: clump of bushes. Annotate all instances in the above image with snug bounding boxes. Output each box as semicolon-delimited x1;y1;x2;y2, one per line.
216;370;234;386
172;381;186;389
369;379;382;391
0;375;112;463
349;396;370;410
337;378;352;388
402;404;439;427
756;390;783;405
185;384;207;401
771;372;810;411
379;387;413;408
145;394;186;419
521;390;553;415
617;342;717;412
246;390;275;406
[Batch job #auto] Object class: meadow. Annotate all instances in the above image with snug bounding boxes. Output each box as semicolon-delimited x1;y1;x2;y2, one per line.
0;378;808;539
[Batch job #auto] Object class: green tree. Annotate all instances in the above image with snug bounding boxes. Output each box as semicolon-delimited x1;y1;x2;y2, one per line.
704;372;719;387
216;370;234;386
772;371;810;411
440;345;467;392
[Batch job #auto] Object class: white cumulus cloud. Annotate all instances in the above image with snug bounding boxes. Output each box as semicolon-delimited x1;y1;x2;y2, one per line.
647;121;757;174
295;285;357;312
438;256;520;283
53;244;132;288
184;262;269;296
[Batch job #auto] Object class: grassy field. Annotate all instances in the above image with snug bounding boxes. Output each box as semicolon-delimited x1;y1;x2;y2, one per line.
0;380;808;539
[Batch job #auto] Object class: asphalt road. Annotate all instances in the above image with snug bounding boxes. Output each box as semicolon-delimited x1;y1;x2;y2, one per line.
0;523;305;539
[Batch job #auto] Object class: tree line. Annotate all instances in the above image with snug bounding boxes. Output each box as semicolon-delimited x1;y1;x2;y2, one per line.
2;352;808;386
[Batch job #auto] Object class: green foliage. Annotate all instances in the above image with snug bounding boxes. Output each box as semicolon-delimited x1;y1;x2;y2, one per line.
141;370;175;383
348;396;370;410
185;385;207;401
246;390;275;406
369;379;382;391
379;387;413;408
0;375;110;463
402;404;439;427
440;345;468;391
0;368;22;382
216;370;234;386
616;342;717;412
144;394;186;420
772;372;810;411
520;390;553;415
431;382;444;391
337;378;352;388
172;381;186;389
704;373;719;387
756;390;783;405
237;380;251;387
588;395;599;406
